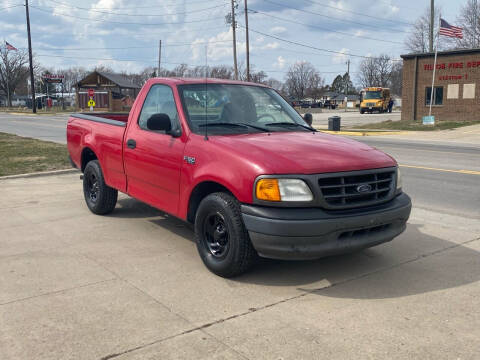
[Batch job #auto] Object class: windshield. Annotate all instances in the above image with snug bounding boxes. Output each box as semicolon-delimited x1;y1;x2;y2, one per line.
178;84;311;135
364;91;382;100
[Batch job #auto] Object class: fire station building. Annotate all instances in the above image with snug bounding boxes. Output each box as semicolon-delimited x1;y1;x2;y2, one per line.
401;48;480;122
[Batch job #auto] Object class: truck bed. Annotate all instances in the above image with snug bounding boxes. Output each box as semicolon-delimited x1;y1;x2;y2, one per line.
67;112;129;192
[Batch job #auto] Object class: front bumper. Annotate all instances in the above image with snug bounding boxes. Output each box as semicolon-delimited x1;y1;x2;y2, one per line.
361;106;382;112
241;193;411;260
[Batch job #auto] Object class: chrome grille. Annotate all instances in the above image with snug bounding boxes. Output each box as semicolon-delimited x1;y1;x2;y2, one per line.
366;102;376;107
318;168;395;209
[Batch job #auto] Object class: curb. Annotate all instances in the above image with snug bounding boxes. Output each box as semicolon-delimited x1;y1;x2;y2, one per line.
317;129;408;136
0;168;80;180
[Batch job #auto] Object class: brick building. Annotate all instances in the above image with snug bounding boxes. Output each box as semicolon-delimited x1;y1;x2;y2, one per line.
401;48;480;121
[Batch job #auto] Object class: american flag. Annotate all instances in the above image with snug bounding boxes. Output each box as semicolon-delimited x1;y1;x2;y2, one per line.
439;19;463;39
5;41;18;51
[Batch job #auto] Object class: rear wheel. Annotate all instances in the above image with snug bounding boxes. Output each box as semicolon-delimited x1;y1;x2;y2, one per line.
83;160;117;215
194;192;257;277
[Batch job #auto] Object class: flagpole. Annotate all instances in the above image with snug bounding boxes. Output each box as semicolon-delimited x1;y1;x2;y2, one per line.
428;20;440;118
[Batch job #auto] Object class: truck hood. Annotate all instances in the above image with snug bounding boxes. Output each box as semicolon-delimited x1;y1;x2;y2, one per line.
211;131;396;174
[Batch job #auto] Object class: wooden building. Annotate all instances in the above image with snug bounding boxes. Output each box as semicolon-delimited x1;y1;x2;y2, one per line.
76;71;141;112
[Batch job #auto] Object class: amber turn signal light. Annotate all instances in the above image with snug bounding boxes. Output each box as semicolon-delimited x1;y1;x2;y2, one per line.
256;179;281;201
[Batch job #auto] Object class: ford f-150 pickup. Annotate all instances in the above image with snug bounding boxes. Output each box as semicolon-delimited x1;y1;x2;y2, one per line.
67;78;411;277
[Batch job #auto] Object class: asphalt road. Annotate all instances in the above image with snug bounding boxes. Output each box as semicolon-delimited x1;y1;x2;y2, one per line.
355;137;480;219
0;113;69;143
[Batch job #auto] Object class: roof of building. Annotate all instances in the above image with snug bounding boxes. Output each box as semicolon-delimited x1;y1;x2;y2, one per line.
401;47;480;59
77;71;141;89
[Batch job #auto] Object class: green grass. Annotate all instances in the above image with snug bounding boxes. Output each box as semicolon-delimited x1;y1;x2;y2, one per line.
0;132;71;176
353;120;480;131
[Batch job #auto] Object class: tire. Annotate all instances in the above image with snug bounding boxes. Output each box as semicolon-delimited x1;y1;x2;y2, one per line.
194;192;257;277
360;109;365;114
83;160;118;215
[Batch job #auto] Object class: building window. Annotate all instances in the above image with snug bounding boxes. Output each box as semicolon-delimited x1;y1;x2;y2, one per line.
425;86;443;105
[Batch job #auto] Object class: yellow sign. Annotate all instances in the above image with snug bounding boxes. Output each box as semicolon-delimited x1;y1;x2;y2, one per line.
88;99;96;107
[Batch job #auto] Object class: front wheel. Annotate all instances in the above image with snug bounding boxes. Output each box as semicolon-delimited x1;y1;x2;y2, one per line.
83;160;118;215
194;192;257;277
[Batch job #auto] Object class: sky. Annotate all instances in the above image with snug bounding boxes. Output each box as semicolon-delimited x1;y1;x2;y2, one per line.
1;0;465;85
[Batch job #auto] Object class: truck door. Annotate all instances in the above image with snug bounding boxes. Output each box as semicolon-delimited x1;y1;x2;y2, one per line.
123;84;186;216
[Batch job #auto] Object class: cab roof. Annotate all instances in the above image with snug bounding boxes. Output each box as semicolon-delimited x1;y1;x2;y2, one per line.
148;77;271;88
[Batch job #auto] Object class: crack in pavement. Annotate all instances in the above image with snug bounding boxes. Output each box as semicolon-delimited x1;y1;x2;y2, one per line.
0;278;117;306
95;235;480;360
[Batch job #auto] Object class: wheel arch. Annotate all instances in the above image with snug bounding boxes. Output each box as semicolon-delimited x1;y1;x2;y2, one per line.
187;181;235;224
81;147;98;172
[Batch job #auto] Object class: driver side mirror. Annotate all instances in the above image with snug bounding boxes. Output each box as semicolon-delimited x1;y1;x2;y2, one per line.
147;113;181;137
303;113;313;126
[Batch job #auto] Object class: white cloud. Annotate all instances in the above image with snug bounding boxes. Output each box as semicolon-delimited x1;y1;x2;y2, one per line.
273;55;286;69
354;30;366;37
270;26;287;34
332;48;349;64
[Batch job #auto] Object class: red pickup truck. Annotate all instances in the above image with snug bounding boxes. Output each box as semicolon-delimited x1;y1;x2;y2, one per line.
67;78;411;277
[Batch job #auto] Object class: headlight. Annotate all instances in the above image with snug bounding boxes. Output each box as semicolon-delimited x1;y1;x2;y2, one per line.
396;167;403;191
256;178;313;202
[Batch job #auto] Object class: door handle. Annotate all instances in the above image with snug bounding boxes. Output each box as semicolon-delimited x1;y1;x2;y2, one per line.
127;139;136;149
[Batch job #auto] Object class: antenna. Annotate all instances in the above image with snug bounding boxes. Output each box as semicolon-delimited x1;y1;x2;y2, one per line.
204;44;208;140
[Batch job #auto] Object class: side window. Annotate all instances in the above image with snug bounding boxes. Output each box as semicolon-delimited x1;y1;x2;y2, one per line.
425;86;443;106
138;84;179;131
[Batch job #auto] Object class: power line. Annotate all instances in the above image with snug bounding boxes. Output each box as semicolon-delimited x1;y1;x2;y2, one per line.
38;0;228;17
24;40;233;52
297;0;414;26
37;0;227;11
0;4;23;11
262;0;410;33
250;9;404;45
240;25;403;62
30;6;226;26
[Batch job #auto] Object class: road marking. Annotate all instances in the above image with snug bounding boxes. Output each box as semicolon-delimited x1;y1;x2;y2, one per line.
400;164;480;175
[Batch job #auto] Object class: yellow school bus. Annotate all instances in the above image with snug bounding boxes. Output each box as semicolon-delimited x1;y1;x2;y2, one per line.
360;87;391;114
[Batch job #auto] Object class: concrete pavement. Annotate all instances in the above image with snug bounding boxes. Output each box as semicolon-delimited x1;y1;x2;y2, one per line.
1;148;479;359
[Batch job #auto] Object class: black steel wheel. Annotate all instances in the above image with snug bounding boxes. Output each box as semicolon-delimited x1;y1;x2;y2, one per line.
195;192;257;277
83;160;118;215
203;212;230;258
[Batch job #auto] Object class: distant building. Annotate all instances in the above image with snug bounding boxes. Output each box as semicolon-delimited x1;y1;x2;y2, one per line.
75;71;141;112
401;48;480;121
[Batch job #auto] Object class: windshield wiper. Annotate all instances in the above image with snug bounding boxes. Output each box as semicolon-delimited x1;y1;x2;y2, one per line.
264;122;316;131
199;122;269;132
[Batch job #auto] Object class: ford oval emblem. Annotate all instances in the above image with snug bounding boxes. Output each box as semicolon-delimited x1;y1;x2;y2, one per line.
357;184;372;193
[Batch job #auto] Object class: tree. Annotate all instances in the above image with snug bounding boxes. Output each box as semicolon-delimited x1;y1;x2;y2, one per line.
456;0;480;48
357;54;393;88
331;75;344;93
284;61;322;100
404;5;445;53
389;62;403;96
0;47;30;107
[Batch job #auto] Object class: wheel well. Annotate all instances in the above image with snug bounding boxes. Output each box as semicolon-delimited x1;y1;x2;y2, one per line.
187;181;233;223
81;147;98;172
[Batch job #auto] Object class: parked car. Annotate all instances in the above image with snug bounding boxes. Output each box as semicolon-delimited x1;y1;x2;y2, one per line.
67;78;411;277
323;100;337;109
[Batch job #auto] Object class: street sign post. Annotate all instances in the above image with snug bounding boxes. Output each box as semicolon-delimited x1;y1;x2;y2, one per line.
88;99;96;112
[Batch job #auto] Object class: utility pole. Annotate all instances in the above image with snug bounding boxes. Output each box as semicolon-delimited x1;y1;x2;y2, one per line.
429;0;434;53
244;0;250;82
25;0;36;113
345;59;350;112
158;40;161;77
230;0;238;80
